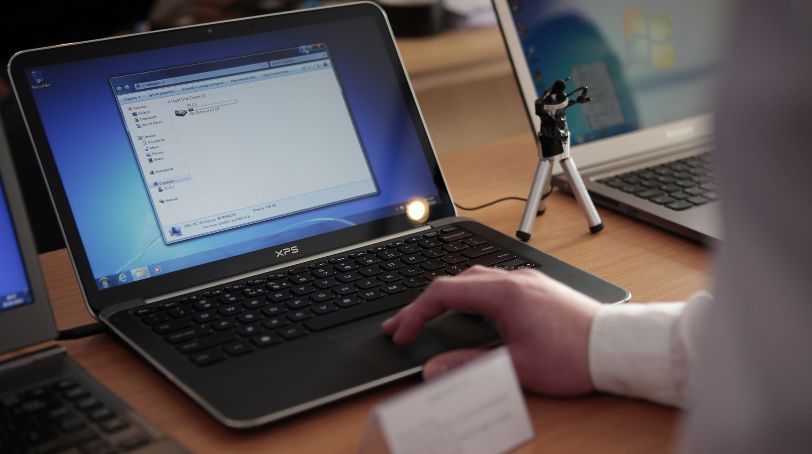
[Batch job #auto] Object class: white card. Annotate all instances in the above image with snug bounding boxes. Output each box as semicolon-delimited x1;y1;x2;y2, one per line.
359;347;534;454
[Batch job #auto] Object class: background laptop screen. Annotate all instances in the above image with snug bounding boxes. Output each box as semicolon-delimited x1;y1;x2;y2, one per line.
23;16;442;290
0;183;33;311
506;0;729;145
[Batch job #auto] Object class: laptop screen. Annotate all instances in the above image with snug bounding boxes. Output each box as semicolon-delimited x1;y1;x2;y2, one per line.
505;0;729;145
21;15;443;291
0;182;33;311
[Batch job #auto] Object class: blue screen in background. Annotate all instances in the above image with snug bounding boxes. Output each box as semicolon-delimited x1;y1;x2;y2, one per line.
26;16;442;290
0;183;33;311
508;0;729;144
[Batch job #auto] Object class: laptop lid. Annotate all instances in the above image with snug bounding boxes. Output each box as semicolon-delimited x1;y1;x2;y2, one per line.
493;0;730;171
8;2;456;315
0;120;58;353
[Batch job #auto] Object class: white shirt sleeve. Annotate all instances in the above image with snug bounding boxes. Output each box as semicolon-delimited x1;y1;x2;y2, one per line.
587;292;712;409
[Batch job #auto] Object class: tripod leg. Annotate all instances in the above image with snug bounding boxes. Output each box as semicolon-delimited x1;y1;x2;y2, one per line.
536;166;553;215
517;159;553;242
559;157;603;233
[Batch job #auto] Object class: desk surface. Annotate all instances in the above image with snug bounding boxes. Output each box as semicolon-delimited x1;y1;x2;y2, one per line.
39;133;709;452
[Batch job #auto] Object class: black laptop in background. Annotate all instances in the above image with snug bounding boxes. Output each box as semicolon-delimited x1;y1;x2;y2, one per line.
0;121;185;453
9;3;629;428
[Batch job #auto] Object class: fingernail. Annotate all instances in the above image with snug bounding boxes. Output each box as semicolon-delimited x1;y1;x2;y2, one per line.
382;317;394;330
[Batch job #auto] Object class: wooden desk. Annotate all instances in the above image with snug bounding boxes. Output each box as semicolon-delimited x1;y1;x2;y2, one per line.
40;134;709;453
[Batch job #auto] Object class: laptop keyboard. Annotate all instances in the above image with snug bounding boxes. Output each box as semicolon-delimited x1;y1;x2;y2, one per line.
130;225;534;367
0;378;156;453
596;152;717;210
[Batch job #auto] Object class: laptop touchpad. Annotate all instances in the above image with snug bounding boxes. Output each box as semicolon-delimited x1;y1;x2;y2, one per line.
333;312;501;373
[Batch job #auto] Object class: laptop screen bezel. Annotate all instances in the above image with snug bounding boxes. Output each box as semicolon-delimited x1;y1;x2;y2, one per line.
491;0;714;174
0;120;58;352
8;2;456;314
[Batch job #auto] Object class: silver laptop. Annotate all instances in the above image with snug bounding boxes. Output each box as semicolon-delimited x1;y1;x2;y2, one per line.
493;0;729;242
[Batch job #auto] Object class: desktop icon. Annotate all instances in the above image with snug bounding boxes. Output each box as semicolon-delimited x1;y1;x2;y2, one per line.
31;70;45;84
131;267;150;281
152;265;162;274
98;277;111;289
132;112;138;117
117;272;129;284
136;124;141;128
148;158;153;163
174;109;188;117
170;226;182;237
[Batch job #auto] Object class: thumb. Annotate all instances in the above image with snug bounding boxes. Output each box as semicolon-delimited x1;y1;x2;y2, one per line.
423;348;490;381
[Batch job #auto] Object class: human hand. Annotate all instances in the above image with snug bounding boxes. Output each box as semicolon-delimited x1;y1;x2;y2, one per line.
382;266;601;396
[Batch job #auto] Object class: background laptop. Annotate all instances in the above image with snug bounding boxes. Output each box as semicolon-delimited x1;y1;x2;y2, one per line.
0;120;184;453
493;0;730;242
9;3;628;428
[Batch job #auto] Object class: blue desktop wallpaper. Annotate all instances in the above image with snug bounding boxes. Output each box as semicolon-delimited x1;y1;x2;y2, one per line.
26;16;441;289
0;183;32;310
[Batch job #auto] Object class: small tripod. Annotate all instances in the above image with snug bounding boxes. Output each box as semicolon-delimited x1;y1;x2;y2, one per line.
516;78;603;242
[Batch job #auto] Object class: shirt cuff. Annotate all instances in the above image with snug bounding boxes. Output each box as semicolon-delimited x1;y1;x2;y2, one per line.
588;302;686;407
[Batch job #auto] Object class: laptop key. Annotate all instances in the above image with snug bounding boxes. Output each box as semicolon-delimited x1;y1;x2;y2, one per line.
286;298;310;309
312;267;337;278
461;243;500;258
243;298;267;309
421;260;446;271
380;261;404;271
251;333;280;347
238;324;262;337
467;251;516;267
261;304;287;316
445;264;467;275
358;266;384;277
687;195;709;205
262;315;289;329
442;241;467;253
191;349;226;366
403;277;429;288
291;284;316;296
166;326;210;344
378;272;401;283
223;341;254;356
666;200;694;211
335;284;358;295
178;331;236;354
382;284;407;294
400;265;425;276
289;273;315;284
358;290;384;300
650;195;676;205
153;317;192;334
422;247;446;258
312;303;338;314
310;291;335;302
356;278;380;289
268;290;292;302
336;272;361;283
441;253;466;264
278;325;308;340
336;296;362;308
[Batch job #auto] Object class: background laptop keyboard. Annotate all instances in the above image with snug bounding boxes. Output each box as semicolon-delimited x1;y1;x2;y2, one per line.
130;225;534;367
596;152;717;211
1;378;157;453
